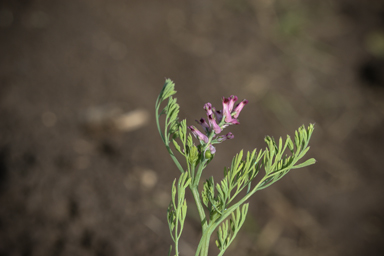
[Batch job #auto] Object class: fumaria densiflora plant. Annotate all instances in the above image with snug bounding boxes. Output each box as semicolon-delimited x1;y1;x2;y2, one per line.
155;79;315;256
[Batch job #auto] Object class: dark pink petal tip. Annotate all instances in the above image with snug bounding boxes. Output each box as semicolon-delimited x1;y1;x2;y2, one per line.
233;99;248;119
196;118;211;133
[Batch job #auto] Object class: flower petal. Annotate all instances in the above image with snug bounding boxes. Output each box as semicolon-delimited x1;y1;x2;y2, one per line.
222;97;233;123
204;103;213;116
209;144;216;154
217;132;234;142
228;95;238;112
233;99;248;118
188;126;209;143
208;114;222;134
213;108;223;123
196;118;211;134
226;132;234;140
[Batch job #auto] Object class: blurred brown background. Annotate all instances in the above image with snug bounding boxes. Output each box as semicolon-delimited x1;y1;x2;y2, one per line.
1;0;384;255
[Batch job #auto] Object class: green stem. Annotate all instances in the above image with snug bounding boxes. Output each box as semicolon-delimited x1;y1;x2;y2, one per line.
190;158;210;255
191;132;217;256
192;157;209;227
201;229;211;256
191;186;207;231
195;224;212;256
175;214;179;256
193;159;207;187
166;143;185;173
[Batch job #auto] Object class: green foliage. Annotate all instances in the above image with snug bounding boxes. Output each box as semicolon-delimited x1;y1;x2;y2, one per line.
202;149;262;220
215;203;249;256
199;124;315;254
155;79;188;173
167;172;191;256
156;79;316;256
187;134;199;166
257;124;315;190
158;78;177;102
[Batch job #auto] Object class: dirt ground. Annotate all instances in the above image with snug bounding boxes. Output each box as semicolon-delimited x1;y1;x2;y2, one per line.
1;0;384;255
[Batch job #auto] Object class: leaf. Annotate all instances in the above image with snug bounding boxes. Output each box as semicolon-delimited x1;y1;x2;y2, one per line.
172;140;183;155
287;135;294;152
187;145;199;166
255;124;316;191
215;203;249;253
159;79;177;101
292;158;316;169
202;178;214;207
167;172;190;247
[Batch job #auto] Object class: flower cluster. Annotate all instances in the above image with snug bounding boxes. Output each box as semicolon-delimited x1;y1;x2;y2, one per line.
188;95;248;155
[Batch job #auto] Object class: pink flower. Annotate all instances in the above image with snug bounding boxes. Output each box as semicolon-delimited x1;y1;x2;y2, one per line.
196;118;210;133
233;99;248;118
209;144;216;154
217;132;234;142
208;114;221;134
222;96;240;125
188;126;208;143
189;95;247;156
213;108;223;123
204;103;213;116
228;95;238;112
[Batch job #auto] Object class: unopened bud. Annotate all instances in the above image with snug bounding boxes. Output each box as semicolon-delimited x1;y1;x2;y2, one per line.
205;149;212;159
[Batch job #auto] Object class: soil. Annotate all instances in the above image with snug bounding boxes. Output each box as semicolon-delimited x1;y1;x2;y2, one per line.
1;0;384;256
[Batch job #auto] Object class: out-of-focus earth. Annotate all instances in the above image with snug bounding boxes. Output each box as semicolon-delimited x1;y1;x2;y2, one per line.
1;0;384;255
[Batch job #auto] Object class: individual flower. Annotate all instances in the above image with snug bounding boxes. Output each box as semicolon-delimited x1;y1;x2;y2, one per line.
233;99;249;118
216;132;234;143
188;125;208;144
208;144;216;154
222;95;240;125
196;118;210;134
204;103;213;116
207;114;221;134
213;108;223;123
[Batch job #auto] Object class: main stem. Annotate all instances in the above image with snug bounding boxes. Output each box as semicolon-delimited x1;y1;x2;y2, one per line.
191;184;212;256
191;187;207;232
190;157;211;256
199;228;212;256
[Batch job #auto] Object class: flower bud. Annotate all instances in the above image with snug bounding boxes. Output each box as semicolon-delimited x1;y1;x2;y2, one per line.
205;150;212;159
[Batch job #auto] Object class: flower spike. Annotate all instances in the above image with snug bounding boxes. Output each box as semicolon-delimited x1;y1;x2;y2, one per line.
190;94;247;156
